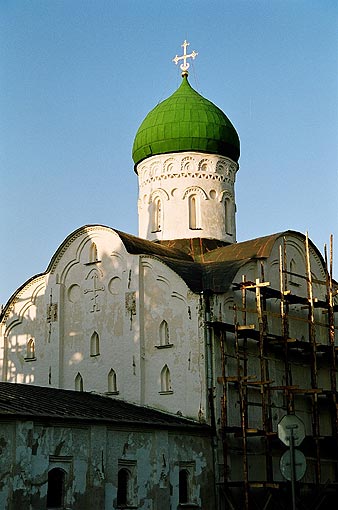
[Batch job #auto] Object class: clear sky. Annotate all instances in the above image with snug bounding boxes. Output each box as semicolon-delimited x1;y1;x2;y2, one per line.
1;0;337;306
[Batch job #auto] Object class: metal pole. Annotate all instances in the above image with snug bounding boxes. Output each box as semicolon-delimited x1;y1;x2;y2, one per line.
289;427;296;510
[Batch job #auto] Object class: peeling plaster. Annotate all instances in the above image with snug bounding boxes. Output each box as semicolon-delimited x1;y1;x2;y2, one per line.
0;421;214;509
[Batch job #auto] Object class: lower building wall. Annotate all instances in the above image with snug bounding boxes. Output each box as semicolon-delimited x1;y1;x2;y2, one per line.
0;419;215;510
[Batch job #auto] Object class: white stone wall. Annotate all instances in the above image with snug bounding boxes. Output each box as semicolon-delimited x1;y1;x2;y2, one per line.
136;152;238;243
0;275;50;387
139;257;206;420
0;226;207;421
51;228;140;402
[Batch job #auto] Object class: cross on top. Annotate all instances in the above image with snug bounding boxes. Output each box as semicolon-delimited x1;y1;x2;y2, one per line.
172;40;198;75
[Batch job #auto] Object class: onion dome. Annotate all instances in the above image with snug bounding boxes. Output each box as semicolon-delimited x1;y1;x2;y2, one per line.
132;75;240;169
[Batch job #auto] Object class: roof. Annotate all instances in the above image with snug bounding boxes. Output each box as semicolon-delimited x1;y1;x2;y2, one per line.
2;229;322;321
132;75;240;168
117;231;293;293
199;233;282;263
119;231;327;294
115;231;274;293
0;382;210;431
115;230;193;262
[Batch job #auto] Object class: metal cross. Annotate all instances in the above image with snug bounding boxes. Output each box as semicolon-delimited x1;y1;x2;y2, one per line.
172;40;198;75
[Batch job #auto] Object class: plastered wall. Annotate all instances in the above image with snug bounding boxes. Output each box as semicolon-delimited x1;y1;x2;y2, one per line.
0;419;214;510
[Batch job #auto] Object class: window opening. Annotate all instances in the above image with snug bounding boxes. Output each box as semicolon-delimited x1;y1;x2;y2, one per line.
152;197;162;232
224;198;231;234
26;338;35;359
117;468;130;506
188;194;201;230
90;331;100;356
89;242;98;263
189;195;197;229
160;365;172;393
159;320;170;346
289;258;299;286
108;369;118;393
75;372;83;392
179;469;190;504
46;467;65;509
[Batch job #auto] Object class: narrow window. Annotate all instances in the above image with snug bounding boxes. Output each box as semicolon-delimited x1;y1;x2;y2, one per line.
26;338;35;359
75;372;83;392
108;369;118;393
289;258;299;285
47;468;65;508
90;331;100;356
89;242;98;263
159;320;169;346
224;198;231;234
179;469;190;504
160;365;172;393
117;468;130;506
189;195;197;229
152;197;162;232
189;194;200;229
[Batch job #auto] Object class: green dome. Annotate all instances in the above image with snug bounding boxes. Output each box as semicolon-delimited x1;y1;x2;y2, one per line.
132;75;240;168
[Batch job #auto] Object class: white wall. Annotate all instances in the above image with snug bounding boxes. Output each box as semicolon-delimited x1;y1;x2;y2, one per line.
137;152;238;243
1;226;207;421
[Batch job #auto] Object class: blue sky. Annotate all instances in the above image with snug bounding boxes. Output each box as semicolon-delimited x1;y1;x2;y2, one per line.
1;0;337;305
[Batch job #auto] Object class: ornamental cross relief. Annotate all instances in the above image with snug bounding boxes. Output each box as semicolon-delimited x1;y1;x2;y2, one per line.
172;40;198;74
84;270;105;312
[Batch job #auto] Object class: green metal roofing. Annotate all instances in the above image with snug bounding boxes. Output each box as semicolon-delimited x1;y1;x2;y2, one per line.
132;75;240;168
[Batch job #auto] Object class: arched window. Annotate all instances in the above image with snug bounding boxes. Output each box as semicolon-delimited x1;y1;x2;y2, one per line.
117;468;131;506
152;197;162;232
90;331;100;356
159;320;169;346
89;242;98;263
188;194;200;229
47;468;65;508
289;258;299;285
25;338;35;359
75;372;83;392
108;369;118;393
179;469;190;504
160;365;172;393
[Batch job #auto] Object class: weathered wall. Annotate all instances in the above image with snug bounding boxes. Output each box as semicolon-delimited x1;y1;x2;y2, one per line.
0;419;214;510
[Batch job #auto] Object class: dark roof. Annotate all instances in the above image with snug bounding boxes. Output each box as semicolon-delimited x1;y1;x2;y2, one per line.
196;233;283;293
199;233;282;263
1;227;329;320
0;383;210;431
115;230;193;262
118;231;288;293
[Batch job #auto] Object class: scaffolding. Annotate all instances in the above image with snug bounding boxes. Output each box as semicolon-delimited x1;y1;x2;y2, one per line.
211;235;338;510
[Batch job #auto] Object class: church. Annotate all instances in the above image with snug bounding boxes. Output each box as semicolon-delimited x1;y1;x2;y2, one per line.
0;42;337;510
